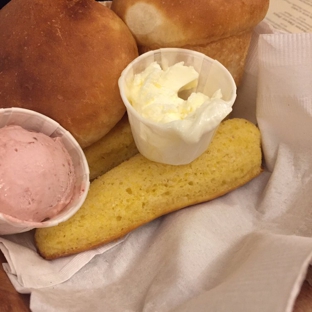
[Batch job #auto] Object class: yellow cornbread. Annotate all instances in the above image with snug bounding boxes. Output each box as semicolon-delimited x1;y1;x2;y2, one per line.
83;114;138;180
35;118;262;259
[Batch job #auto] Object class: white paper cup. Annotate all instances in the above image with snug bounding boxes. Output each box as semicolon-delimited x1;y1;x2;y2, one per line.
118;48;237;165
0;107;90;235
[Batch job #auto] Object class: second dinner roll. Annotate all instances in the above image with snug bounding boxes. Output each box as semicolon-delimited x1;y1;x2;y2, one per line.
111;0;269;84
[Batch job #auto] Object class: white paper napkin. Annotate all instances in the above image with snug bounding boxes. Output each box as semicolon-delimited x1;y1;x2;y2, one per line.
2;20;312;312
0;232;124;293
231;21;277;124
24;175;312;312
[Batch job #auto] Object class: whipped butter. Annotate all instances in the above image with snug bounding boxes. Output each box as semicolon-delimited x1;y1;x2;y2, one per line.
119;48;237;165
127;61;223;123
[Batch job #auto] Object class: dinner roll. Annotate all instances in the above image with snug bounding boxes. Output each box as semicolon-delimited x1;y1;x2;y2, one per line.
0;0;138;148
111;0;269;84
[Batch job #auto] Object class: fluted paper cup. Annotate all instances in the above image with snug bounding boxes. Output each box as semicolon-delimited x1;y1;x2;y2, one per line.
0;107;90;235
118;48;237;165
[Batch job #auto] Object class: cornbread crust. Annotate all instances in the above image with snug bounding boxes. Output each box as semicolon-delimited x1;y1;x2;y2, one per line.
83;114;138;180
0;0;138;148
111;0;269;84
35;118;263;259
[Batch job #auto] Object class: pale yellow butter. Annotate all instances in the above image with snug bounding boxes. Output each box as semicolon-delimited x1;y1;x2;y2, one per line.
127;61;223;123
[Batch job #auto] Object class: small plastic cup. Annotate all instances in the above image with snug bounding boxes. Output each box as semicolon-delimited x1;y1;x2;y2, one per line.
118;48;237;165
0;107;90;235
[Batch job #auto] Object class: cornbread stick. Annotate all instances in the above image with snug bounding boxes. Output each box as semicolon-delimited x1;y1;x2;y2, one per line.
35;118;262;259
83;114;138;180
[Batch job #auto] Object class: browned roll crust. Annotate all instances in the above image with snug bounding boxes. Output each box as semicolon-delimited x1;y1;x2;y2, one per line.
0;0;138;148
111;0;269;84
